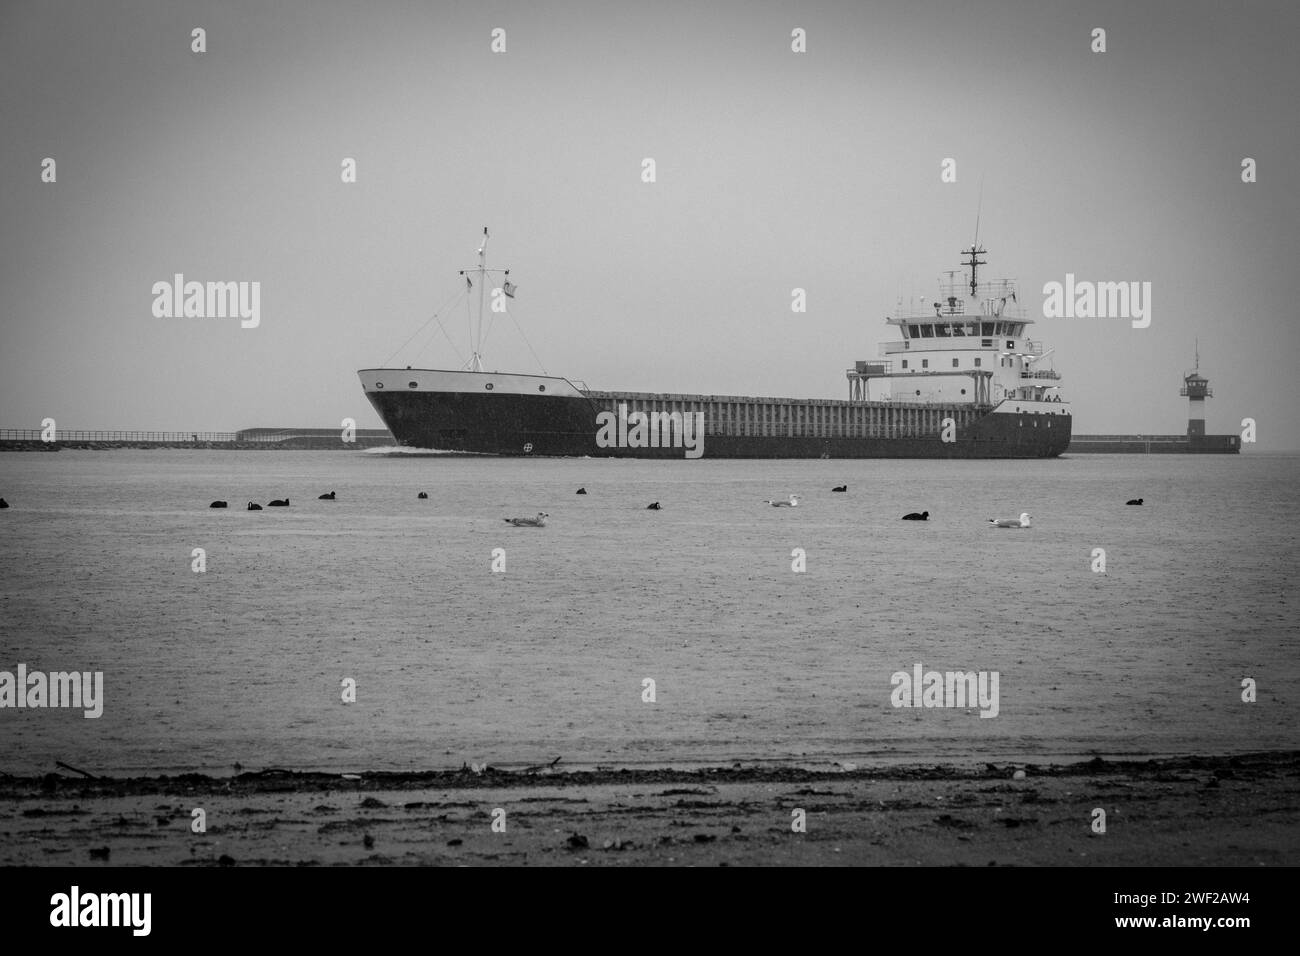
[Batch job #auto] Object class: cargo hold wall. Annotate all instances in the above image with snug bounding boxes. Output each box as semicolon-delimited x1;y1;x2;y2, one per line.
585;392;985;440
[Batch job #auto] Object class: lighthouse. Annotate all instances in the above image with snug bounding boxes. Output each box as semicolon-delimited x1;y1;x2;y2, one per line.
1179;341;1212;440
1072;340;1238;453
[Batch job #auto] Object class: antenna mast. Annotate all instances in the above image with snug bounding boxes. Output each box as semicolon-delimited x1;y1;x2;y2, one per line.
965;179;986;297
962;244;987;298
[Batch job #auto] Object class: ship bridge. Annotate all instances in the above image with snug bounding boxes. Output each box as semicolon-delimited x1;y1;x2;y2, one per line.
848;245;1065;409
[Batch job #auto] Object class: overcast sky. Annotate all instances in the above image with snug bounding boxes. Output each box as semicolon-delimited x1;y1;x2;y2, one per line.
2;0;1297;447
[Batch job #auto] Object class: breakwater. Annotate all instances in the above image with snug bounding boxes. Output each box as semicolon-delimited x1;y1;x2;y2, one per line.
0;428;395;451
1069;434;1240;454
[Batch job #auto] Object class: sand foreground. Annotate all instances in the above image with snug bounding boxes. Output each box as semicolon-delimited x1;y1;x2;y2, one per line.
1;752;1296;866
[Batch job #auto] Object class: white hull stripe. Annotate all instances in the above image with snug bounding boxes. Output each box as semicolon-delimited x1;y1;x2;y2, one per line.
359;369;587;399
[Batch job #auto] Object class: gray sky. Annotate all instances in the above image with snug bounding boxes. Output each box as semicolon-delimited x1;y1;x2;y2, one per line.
3;0;1297;447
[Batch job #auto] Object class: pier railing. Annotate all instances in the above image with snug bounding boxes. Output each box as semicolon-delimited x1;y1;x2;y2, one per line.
0;429;237;442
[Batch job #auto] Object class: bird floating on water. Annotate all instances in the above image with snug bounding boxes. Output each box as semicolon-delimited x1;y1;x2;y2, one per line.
504;513;549;527
989;512;1032;528
209;500;227;509
575;487;587;495
1126;498;1143;506
765;494;801;507
832;485;847;493
268;499;289;507
247;502;262;511
0;498;8;509
318;491;336;500
646;502;661;510
902;511;929;521
417;492;428;499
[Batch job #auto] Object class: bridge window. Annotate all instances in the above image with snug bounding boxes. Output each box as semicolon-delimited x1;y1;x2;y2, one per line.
981;322;995;335
907;324;919;338
921;359;929;369
936;324;951;337
901;360;908;369
952;358;959;368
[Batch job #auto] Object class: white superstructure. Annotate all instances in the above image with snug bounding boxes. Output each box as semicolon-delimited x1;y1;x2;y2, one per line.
846;245;1068;416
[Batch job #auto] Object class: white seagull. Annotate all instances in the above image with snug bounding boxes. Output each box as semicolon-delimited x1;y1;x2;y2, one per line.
989;512;1032;528
504;512;549;527
764;494;801;507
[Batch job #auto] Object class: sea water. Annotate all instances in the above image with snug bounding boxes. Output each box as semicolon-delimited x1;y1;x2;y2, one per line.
0;449;1296;774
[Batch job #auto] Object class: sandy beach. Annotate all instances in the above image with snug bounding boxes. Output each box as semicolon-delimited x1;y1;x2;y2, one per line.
2;751;1295;867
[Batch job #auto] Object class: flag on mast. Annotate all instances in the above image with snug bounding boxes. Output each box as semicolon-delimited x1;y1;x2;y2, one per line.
503;280;516;298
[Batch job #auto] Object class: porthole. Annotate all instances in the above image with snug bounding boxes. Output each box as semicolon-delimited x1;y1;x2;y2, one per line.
915;390;921;396
538;385;546;392
376;382;384;389
960;389;966;395
408;381;418;389
485;383;494;390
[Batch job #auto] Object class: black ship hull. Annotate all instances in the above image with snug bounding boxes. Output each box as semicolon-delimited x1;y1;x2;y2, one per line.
364;385;1071;459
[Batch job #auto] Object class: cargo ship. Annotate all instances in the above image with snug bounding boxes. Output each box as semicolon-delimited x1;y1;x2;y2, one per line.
359;231;1071;458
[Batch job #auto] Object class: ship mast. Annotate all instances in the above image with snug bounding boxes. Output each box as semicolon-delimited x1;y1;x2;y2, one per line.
964;181;986;298
962;243;986;298
473;229;488;372
459;227;510;373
